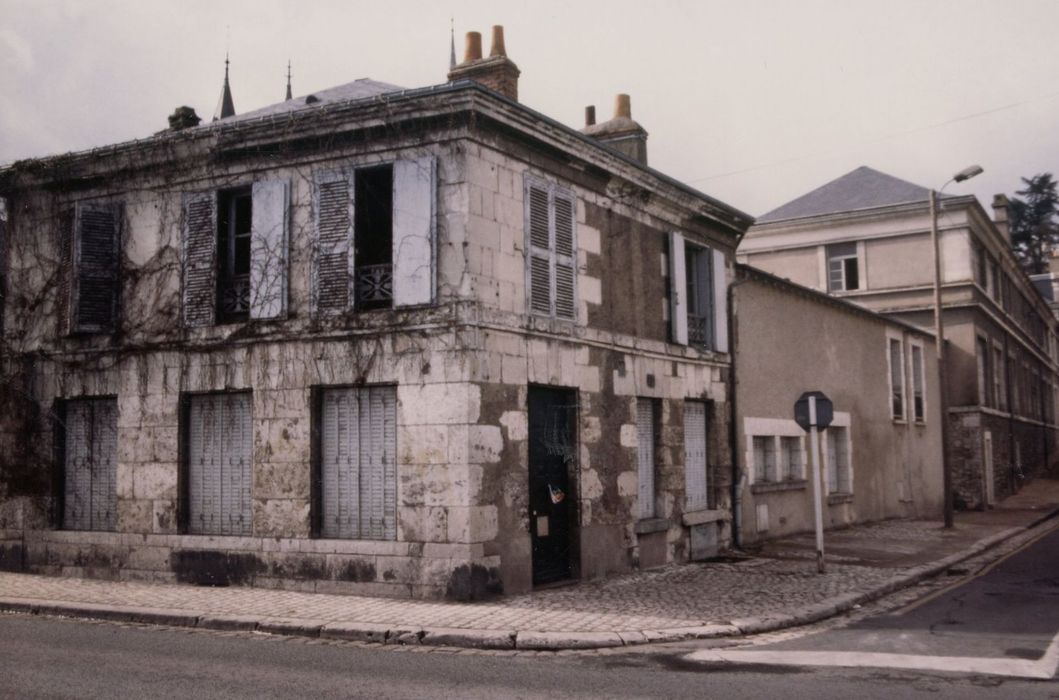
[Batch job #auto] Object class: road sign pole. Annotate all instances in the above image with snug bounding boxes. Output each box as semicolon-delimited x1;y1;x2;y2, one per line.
809;396;826;574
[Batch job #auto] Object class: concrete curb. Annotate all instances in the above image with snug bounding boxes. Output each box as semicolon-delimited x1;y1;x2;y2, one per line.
2;513;1057;651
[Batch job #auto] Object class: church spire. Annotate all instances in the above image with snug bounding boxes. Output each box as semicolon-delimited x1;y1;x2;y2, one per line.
285;60;293;101
213;52;236;121
449;18;457;70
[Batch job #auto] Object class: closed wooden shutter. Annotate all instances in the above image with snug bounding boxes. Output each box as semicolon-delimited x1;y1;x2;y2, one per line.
313;171;354;315
72;203;121;333
320;386;396;540
669;232;688;345
182;192;217;327
637;400;656;520
188;393;252;535
526;181;552;315
712;248;728;353
553;191;576;319
63;398;117;531
249;180;290;320
683;401;708;511
392;156;436;308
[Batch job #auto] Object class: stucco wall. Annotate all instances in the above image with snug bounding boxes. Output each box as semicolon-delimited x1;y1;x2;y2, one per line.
733;270;944;543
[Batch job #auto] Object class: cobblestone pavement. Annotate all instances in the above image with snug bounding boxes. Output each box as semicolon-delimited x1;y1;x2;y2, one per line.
0;516;1012;635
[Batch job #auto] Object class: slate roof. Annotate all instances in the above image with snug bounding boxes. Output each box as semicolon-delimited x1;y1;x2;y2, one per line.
210;78;405;125
757;166;952;223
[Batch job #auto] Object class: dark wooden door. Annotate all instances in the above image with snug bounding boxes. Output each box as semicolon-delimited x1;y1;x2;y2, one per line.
528;386;577;585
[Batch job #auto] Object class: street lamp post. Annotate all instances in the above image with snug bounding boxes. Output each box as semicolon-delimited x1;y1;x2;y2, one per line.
931;164;983;529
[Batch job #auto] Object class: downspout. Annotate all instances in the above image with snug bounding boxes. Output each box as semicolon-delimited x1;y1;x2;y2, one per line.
727;273;751;550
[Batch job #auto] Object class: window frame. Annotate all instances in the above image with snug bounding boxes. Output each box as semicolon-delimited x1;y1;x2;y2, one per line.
887;334;906;422
523;173;578;321
824;423;853;495
909;340;926;424
826;242;860;292
976;333;993;409
55;396;119;532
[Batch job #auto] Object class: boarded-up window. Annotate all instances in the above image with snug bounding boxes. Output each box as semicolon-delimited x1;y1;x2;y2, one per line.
69;203;122;333
186;393;252;535
319;386;396;540
524;175;577;320
637;399;657;519
62;398;118;531
683;401;708;512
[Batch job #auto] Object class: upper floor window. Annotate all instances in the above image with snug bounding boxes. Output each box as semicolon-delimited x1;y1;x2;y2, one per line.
313;157;436;315
826;242;859;292
976;335;994;409
670;233;728;353
524;174;577;320
183;181;289;327
62;202;122;334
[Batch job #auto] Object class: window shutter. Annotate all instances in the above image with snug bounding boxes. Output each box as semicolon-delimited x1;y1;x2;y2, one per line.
313;172;354;315
669;232;688;345
321;388;360;538
826;430;838;494
711;248;728;353
380;387;397;540
188;393;252;535
526;181;552;315
72;203;121;333
553;190;576;319
392;156;436;308
223;393;252;535
182;192;217;327
90;400;118;531
57;211;75;336
63;401;92;530
637;401;656;520
249;180;290;320
684;401;708;512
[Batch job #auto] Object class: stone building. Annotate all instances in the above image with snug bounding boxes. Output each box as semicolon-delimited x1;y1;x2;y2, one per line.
739;166;1059;509
0;27;751;597
732;265;943;543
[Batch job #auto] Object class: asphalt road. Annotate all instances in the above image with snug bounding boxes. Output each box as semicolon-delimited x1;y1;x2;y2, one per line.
0;611;1052;699
689;521;1059;682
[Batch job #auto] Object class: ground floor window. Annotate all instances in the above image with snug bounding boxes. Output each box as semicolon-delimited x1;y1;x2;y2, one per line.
826;426;852;494
780;436;803;480
318;386;397;540
637;398;659;519
61;397;118;531
752;435;777;482
185;392;253;535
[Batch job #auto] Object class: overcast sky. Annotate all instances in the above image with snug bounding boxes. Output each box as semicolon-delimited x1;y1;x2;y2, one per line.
2;0;1057;217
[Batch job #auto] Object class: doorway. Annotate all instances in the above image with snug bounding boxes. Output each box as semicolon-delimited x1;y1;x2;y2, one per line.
528;386;578;586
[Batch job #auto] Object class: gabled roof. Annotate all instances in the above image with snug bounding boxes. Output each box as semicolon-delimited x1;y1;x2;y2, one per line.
757;166;951;224
211;78;404;125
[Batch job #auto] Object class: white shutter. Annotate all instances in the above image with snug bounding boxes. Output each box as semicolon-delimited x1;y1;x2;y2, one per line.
526;180;552;315
637;400;656;520
712;248;728;353
249;180;290;320
553;191;576;319
182;192;217;327
669;232;688;345
72;203;121;333
189;393;251;535
63;401;92;530
90;400;118;531
313;171;354;315
684;401;708;512
320;386;395;540
392;156;436;308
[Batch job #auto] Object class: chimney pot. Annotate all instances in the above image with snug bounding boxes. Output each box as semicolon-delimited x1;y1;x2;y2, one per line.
490;25;507;57
585;106;596;126
464;31;483;63
615;94;631;119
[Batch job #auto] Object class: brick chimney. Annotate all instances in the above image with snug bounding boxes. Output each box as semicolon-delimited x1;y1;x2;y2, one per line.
581;94;649;165
992;194;1011;246
447;25;520;101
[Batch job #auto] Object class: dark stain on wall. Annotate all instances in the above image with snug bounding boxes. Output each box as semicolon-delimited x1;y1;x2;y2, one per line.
171;550;265;586
336;558;377;583
445;563;502;601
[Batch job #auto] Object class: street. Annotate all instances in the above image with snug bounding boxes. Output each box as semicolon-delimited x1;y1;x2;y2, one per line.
2;523;1058;700
689;521;1059;683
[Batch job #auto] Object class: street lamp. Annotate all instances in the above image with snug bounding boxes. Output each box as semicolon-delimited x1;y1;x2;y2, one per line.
931;164;983;529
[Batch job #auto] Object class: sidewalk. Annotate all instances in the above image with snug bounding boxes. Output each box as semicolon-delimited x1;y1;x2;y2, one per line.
3;479;1058;651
